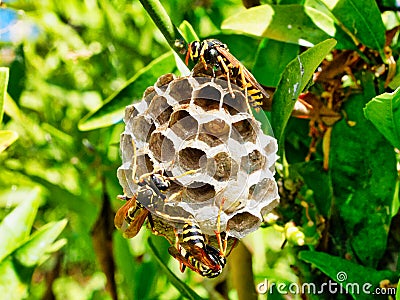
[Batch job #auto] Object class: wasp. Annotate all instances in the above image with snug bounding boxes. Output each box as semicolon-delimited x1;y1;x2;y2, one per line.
114;194;150;238
185;39;269;113
114;167;190;238
168;221;227;278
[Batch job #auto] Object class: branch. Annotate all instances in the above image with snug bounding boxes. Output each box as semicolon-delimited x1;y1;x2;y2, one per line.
139;0;187;58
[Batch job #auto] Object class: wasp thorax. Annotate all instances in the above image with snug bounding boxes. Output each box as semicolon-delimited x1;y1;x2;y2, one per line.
117;73;279;239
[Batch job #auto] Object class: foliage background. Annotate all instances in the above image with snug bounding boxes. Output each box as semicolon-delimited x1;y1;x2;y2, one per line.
0;0;399;299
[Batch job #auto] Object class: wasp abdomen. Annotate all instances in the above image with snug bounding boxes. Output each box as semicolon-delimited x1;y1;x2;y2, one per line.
182;222;206;249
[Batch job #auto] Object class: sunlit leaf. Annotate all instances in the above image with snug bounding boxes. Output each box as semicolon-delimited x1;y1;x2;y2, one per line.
364;87;400;149
271;38;336;154
221;5;332;47
179;20;199;43
148;237;204;300
0;259;28;300
0;67;9;124
0;190;41;263
15;219;68;267
4;94;47;144
78;52;176;131
0;130;18;153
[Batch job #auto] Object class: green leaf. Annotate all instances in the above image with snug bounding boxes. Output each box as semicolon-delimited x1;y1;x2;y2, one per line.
0;130;19;153
364;87;400;149
0;190;41;263
299;251;398;299
15;219;68;267
221;5;332;47
0;67;9;124
147;237;205;300
0;259;28;300
253;39;300;87
78;52;176;131
330;73;397;267
317;0;386;52
397;277;400;300
271;38;337;155
179;20;199;43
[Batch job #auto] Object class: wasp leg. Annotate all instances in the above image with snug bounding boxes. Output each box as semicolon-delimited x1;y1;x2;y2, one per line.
172;227;187;272
199;42;209;70
237;64;255;115
217;56;235;98
214;197;228;256
166;169;197;181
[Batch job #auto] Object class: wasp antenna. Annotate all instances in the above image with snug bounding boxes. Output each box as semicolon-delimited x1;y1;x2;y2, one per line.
185;43;191;65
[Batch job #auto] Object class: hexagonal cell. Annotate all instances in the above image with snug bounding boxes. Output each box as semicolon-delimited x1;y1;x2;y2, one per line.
240;150;265;174
249;178;278;201
155;73;175;92
169;109;199;138
149;132;175;162
143;86;155;99
178;147;206;171
124;105;139;124
264;139;278;155
202;118;230;137
136;154;154;177
231;118;256;143
168;78;194;104
193;84;222;104
193;98;221;111
165;180;184;195
198;133;224;147
222;90;248;115
131;115;155;143
120;133;135;165
185;182;216;202
147;95;173;125
209;152;237;181
227;212;260;234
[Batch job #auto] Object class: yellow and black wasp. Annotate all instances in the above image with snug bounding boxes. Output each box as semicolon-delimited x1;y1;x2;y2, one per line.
185;39;270;113
168;221;227;278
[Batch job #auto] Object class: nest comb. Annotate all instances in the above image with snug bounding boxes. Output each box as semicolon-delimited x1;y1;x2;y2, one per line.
117;73;279;239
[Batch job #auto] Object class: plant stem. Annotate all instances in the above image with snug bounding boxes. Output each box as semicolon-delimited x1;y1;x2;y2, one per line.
230;241;258;300
139;0;186;57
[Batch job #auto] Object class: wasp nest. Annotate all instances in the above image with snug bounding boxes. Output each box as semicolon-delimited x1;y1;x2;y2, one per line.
117;73;279;239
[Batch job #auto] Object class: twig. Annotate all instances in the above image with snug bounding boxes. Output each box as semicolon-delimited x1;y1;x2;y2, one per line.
139;0;187;58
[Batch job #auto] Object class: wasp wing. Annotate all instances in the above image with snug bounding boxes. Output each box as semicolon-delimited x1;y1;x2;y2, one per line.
180;242;222;271
215;45;270;100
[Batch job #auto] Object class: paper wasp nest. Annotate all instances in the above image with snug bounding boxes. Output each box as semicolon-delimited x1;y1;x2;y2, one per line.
117;73;279;239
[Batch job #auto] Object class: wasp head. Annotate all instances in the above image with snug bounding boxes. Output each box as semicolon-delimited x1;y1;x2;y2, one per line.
185;41;201;65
